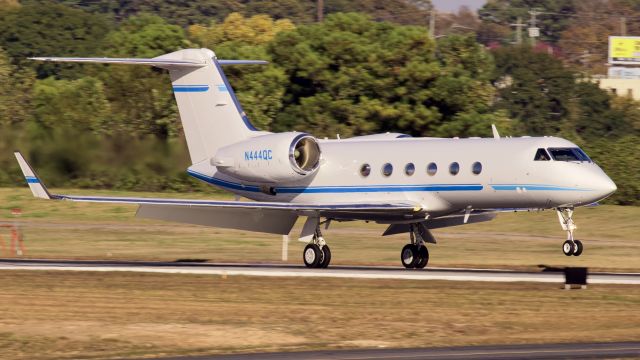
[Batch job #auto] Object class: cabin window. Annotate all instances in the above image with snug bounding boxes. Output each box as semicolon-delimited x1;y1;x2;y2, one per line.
534;148;550;161
405;163;415;176
449;162;460;175
360;163;371;177
472;162;482;175
548;148;592;162
382;163;393;177
427;162;437;176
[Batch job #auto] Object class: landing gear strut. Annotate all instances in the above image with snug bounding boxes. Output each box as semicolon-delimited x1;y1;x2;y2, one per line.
401;225;429;269
558;208;583;257
303;226;331;268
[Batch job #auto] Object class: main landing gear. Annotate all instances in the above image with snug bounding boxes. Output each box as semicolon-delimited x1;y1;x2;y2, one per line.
303;226;331;268
558;208;584;257
401;225;429;269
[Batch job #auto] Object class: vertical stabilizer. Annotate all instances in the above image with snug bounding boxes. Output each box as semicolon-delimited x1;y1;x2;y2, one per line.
158;49;260;164
30;48;268;165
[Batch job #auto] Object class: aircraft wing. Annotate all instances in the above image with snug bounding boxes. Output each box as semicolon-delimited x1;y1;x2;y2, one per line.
14;152;423;234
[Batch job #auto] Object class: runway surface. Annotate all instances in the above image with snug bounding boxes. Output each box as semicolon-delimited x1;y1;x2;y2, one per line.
1;258;639;284
149;342;640;360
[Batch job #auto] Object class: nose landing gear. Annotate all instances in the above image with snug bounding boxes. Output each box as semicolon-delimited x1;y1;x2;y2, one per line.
558;208;583;256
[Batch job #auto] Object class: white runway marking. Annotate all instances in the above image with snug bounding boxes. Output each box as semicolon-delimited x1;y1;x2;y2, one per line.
1;260;639;284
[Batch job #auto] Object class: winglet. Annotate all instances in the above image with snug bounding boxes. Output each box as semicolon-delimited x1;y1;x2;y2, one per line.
14;151;52;199
491;124;500;139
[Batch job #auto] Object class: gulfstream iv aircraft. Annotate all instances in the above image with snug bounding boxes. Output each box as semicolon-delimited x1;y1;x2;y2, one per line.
16;48;617;269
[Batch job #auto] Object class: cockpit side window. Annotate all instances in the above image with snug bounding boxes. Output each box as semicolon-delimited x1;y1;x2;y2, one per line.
534;148;550;161
574;148;592;162
548;147;592;162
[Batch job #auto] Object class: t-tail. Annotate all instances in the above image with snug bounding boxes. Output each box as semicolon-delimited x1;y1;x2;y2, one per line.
31;49;268;164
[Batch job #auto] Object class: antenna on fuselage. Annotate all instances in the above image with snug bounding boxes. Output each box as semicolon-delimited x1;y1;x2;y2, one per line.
491;124;500;139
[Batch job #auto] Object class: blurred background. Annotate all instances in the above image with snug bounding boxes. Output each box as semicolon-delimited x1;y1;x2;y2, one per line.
0;0;638;206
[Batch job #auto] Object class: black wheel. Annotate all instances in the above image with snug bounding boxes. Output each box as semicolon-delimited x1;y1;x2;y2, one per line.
318;245;332;268
415;245;429;269
562;240;575;256
401;244;418;269
573;240;583;256
303;244;322;268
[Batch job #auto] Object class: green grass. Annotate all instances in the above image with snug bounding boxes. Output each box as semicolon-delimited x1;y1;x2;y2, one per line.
1;187;639;271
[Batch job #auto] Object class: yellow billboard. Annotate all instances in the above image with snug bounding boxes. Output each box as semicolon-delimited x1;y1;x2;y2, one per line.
609;36;640;64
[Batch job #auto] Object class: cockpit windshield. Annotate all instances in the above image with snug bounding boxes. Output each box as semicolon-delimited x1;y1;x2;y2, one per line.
547;147;592;162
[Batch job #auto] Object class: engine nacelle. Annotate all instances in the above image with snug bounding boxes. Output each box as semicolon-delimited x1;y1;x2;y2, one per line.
212;132;321;183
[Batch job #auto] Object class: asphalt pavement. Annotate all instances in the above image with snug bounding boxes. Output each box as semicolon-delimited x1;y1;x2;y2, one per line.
1;258;639;284
131;342;640;360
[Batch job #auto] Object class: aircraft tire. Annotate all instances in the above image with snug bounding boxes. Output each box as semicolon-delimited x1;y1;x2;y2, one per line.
415;245;429;269
318;245;331;268
303;244;322;268
572;240;583;256
562;240;575;256
401;244;418;269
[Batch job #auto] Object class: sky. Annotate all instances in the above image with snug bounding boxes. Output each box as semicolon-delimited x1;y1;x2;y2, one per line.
431;0;487;13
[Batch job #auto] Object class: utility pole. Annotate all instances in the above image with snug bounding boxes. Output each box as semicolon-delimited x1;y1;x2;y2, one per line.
510;17;525;45
620;16;627;36
528;10;540;47
317;0;323;22
429;9;436;39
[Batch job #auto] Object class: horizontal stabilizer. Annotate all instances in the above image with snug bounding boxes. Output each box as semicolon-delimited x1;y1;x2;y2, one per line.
217;60;269;65
29;57;206;68
29;57;268;69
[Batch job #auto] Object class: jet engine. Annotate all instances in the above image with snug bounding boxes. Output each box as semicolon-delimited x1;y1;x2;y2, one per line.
212;132;321;183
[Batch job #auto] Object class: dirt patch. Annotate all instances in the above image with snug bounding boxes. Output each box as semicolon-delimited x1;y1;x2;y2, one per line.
2;320;307;348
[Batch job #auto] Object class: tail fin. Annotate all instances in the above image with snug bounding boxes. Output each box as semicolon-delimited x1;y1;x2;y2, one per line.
31;49;268;164
14;151;52;199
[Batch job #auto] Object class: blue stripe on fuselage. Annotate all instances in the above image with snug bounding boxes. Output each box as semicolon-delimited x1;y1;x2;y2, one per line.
491;184;591;191
187;170;483;194
25;176;39;184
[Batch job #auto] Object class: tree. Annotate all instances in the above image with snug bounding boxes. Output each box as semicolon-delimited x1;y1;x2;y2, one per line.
479;0;576;44
492;45;576;135
32;77;111;132
26;0;243;27
37;0;432;26
0;0;20;11
94;15;189;138
269;13;504;138
0;3;111;78
188;13;294;130
558;0;640;74
188;12;295;46
0;47;34;126
584;136;640;205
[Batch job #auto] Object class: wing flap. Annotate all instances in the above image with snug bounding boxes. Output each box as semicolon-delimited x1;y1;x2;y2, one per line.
136;204;298;235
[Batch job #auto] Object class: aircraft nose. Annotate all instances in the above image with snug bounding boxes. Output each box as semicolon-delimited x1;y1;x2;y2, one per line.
594;175;617;200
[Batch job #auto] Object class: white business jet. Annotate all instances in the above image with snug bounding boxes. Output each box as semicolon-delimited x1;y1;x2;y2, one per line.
15;48;617;269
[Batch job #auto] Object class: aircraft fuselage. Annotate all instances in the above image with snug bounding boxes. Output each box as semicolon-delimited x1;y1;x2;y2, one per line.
188;135;616;218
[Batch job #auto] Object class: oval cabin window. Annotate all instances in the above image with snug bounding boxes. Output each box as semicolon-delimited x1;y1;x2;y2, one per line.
382;163;393;177
360;163;371;177
427;162;437;176
405;163;415;176
472;162;482;175
449;162;459;175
